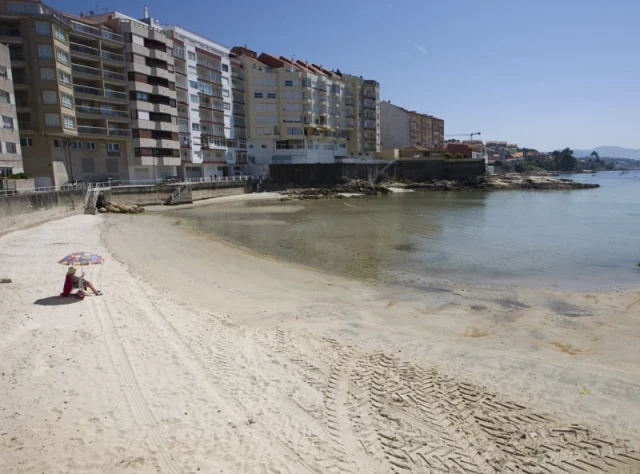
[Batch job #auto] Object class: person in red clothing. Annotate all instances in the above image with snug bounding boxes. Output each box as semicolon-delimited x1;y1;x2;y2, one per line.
61;267;102;296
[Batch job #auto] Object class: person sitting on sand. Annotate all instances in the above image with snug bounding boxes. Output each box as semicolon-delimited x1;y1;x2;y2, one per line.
62;267;102;296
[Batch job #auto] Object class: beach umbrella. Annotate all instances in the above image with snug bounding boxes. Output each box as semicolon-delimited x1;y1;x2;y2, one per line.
58;252;105;267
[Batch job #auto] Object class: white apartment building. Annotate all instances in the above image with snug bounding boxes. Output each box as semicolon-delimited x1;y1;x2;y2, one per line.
0;43;22;176
230;47;353;172
164;26;246;179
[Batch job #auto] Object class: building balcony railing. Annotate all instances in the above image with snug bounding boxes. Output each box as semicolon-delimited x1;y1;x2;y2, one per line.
104;89;127;100
9;50;25;61
108;128;129;136
78;125;108;135
74;84;102;96
72;63;101;76
102;50;124;62
102;30;124;43
71;21;101;37
0;26;22;37
12;74;28;84
103;69;126;81
70;42;99;58
76;105;129;118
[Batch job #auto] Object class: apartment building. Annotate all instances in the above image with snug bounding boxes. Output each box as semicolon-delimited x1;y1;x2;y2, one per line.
342;74;380;157
164;25;246;179
380;101;444;150
0;43;22;176
230;46;357;168
88;9;180;182
0;1;130;186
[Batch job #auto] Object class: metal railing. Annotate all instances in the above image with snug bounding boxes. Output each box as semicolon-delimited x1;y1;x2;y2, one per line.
74;84;102;96
0;26;22;36
102;30;123;43
76;105;129;118
71;21;101;37
101;50;124;62
108;129;129;136
78;125;107;135
70;42;99;57
104;89;127;100
103;69;126;81
72;63;101;76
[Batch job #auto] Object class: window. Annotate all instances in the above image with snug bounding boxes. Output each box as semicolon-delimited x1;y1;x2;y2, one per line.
54;26;66;43
189;80;198;89
58;71;71;86
36;22;50;35
43;90;57;104
223;103;230;110
283;91;302;99
0;90;9;104
283;103;302;111
222;64;228;72
2;116;13;129
4;142;16;153
38;45;52;58
56;48;69;65
53;139;63;148
63;115;75;129
0;66;6;78
40;68;54;80
86;142;96;150
267;92;277;99
285;80;293;87
188;51;196;60
222;89;229;98
20;137;33;147
261;144;267;148
135;91;149;101
256;127;271;135
254;91;263;99
107;143;120;152
192;123;200;131
81;158;95;173
8;2;45;13
45;113;60;126
256;115;277;123
69;141;81;150
61;92;73;108
255;103;277;112
189;94;199;104
254;78;277;87
287;127;303;135
174;45;184;59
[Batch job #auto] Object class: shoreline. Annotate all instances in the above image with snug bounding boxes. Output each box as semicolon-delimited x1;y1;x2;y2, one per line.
1;213;639;472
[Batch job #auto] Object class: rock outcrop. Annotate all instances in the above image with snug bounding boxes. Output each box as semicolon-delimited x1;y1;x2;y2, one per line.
100;202;145;214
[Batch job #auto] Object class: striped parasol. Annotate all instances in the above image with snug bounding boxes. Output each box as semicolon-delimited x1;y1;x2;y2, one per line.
58;252;105;267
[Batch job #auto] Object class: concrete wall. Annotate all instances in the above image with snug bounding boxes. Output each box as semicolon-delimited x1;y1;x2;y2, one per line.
107;182;249;206
0;189;85;235
380;102;410;150
269;160;486;186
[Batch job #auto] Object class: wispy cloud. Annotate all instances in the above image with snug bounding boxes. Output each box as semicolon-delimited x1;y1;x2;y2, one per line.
378;19;429;57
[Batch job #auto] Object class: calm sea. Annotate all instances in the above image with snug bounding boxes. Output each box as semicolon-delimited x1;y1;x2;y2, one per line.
175;171;640;290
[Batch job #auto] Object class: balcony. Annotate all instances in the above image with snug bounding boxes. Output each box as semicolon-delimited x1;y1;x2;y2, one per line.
102;50;124;63
11;74;28;88
104;89;128;101
76;105;129;120
231;81;244;92
70;21;101;38
74;85;128;103
72;63;101;77
103;69;126;82
108;128;129;137
70;42;100;61
78;125;108;135
0;26;23;43
9;50;25;62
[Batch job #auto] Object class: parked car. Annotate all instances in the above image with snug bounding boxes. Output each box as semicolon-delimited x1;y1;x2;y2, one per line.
101;177;122;186
61;180;85;189
162;176;181;184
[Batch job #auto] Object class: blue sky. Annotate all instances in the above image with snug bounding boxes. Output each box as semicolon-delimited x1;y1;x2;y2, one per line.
50;0;639;151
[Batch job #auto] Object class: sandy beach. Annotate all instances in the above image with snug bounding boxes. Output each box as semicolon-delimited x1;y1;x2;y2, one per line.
1;203;640;473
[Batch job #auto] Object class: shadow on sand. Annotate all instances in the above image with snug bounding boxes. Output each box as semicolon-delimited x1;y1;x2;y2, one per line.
34;296;82;306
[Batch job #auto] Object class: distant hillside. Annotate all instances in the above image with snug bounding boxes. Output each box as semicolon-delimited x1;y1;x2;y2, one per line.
573;146;640;160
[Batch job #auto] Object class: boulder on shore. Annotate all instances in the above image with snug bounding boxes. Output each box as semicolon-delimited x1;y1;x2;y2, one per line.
100;202;145;214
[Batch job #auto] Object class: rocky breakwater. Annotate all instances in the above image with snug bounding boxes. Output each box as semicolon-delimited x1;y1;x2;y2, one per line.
99;201;145;214
396;174;600;191
280;179;391;200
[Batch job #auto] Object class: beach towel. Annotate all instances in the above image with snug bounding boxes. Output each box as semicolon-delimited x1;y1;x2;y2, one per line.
61;274;73;297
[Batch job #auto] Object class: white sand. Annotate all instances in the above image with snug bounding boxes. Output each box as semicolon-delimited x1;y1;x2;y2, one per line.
1;213;640;473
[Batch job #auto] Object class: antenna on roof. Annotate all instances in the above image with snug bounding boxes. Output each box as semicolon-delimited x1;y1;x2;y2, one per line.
143;5;148;19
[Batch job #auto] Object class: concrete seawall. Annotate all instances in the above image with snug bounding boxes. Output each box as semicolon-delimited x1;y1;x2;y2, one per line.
1;182;250;235
0;190;86;236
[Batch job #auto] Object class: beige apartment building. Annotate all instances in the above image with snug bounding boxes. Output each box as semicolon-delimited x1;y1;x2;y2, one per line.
230;46;380;170
0;43;22;176
342;74;380;156
0;0;130;186
380;101;444;150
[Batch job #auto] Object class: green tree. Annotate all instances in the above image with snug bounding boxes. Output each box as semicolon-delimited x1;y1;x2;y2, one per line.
590;150;600;160
552;148;577;171
453;153;464;159
444;152;452;159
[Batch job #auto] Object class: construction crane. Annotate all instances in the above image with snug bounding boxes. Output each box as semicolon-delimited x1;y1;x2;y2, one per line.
445;132;482;141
